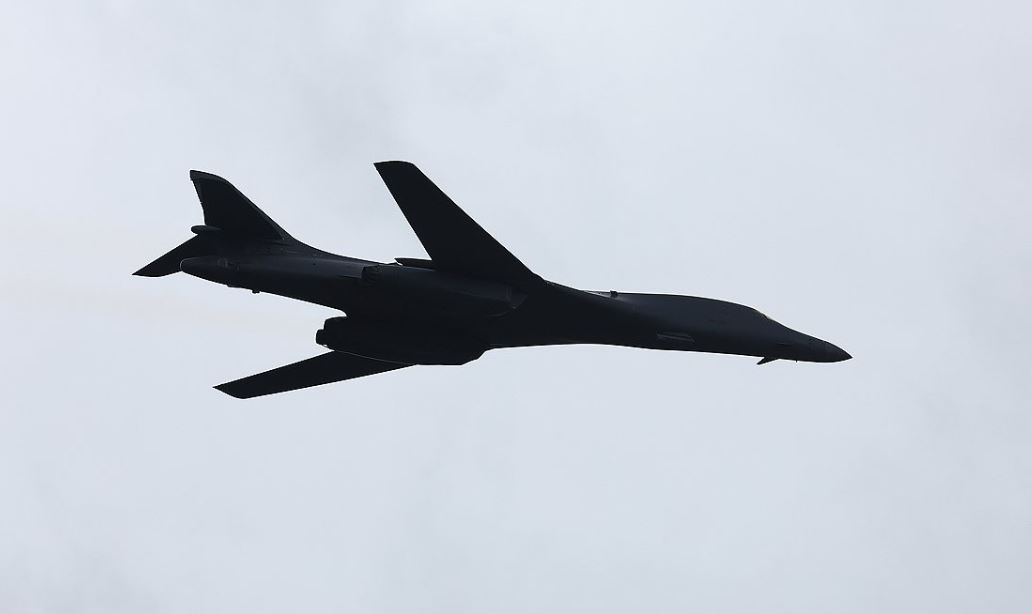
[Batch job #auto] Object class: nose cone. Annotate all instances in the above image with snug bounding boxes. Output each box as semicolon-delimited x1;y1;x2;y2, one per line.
811;339;851;363
783;331;850;363
821;342;846;363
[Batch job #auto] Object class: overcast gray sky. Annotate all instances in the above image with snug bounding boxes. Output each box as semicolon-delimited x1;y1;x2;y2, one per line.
2;1;1030;612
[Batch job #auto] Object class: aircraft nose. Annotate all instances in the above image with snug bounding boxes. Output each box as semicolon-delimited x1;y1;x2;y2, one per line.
800;335;850;362
821;340;851;362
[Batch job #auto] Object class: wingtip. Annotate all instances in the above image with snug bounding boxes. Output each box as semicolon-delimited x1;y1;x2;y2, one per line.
189;169;229;183
213;383;248;399
374;160;415;171
132;264;174;277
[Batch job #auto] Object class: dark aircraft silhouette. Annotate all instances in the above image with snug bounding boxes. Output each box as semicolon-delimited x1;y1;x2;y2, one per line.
135;162;850;398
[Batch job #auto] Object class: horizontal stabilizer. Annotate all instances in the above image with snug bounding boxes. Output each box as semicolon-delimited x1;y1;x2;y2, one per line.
215;351;410;399
374;161;541;289
190;170;293;241
133;235;211;277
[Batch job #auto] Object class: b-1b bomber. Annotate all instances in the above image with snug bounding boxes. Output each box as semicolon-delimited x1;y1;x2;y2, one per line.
135;162;850;398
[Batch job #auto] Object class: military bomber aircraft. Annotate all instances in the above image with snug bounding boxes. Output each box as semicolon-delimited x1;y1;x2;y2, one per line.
135;162;850;398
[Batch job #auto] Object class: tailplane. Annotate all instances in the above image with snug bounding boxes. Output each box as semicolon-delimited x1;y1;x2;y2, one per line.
133;234;213;277
133;170;294;277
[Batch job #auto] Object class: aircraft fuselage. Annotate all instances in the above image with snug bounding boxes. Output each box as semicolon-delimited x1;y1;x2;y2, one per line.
179;245;849;366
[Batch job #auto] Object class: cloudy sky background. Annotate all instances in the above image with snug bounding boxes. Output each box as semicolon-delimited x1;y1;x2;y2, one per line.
2;1;1030;612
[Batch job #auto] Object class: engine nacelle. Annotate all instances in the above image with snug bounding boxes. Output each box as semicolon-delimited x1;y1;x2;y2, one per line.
360;264;524;318
315;317;486;365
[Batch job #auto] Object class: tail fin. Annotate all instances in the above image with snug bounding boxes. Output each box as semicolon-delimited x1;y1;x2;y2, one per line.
134;170;295;277
189;170;293;241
